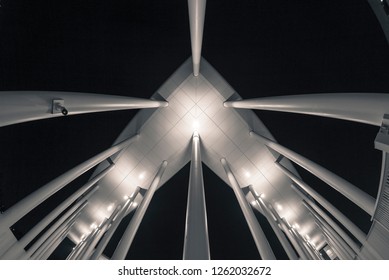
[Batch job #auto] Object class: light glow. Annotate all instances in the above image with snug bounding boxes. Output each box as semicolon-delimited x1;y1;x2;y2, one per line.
123;195;129;200
192;120;199;131
90;223;97;229
139;172;145;180
107;204;114;211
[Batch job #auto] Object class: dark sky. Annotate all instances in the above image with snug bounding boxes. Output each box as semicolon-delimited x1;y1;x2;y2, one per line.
1;0;389;259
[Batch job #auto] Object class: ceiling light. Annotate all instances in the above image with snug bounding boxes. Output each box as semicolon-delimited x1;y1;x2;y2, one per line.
192;120;199;131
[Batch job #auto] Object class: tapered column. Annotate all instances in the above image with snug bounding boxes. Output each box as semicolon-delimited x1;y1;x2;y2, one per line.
13;165;113;258
188;0;207;76
111;161;168;260
2;192;90;260
0;91;168;127
293;230;319;260
276;161;368;247
221;158;276;260
279;217;310;260
31;212;81;260
264;203;308;260
89;188;140;260
26;199;88;259
315;219;351;260
303;201;361;257
183;133;210;260
249;187;298;260
25;188;96;259
0;134;138;232
250;131;375;215
289;227;314;260
39;221;76;260
66;236;85;260
80;219;109;260
321;232;347;260
75;227;100;260
41;227;73;260
224;93;389;126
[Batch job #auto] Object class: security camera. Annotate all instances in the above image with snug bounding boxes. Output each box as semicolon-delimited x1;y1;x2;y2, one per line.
52;99;69;116
57;105;68;116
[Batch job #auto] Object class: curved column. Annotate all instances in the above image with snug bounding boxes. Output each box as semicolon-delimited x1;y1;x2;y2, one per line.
249;187;298;260
37;220;76;260
0;91;168;127
250;131;375;215
25;189;95;259
303;200;384;260
80;219;109;260
279;217;310;260
264;203;308;260
11;164;113;257
221;158;276;260
0;134;138;232
188;0;206;76
89;188;140;260
111;161;168;260
40;225;74;260
315;219;351;260
275;162;367;248
183;133;210;259
224;93;389;126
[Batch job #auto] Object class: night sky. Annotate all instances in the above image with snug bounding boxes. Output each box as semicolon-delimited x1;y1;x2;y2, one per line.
1;0;389;260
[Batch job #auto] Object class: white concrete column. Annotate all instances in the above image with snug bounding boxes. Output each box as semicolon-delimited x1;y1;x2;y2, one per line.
188;0;207;76
89;188;140;260
0;91;168;127
250;131;375;215
80;219;109;260
111;161;168;260
183;132;210;260
1;195;90;260
289;227;314;260
302;200;364;258
0;134;138;232
221;158;276;260
31;212;81;260
249;187;298;260
278;217;310;260
224;93;389;126
38;220;76;260
276;161;369;247
12;164;113;257
25;188;96;259
315;219;351;260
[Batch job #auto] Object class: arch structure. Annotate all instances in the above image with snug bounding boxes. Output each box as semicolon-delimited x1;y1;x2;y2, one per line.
1;0;389;260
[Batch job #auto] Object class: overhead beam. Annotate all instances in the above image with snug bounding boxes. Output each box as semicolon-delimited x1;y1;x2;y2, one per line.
0;91;168;127
224;93;389;126
188;0;207;76
183;132;210;259
250;131;376;215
